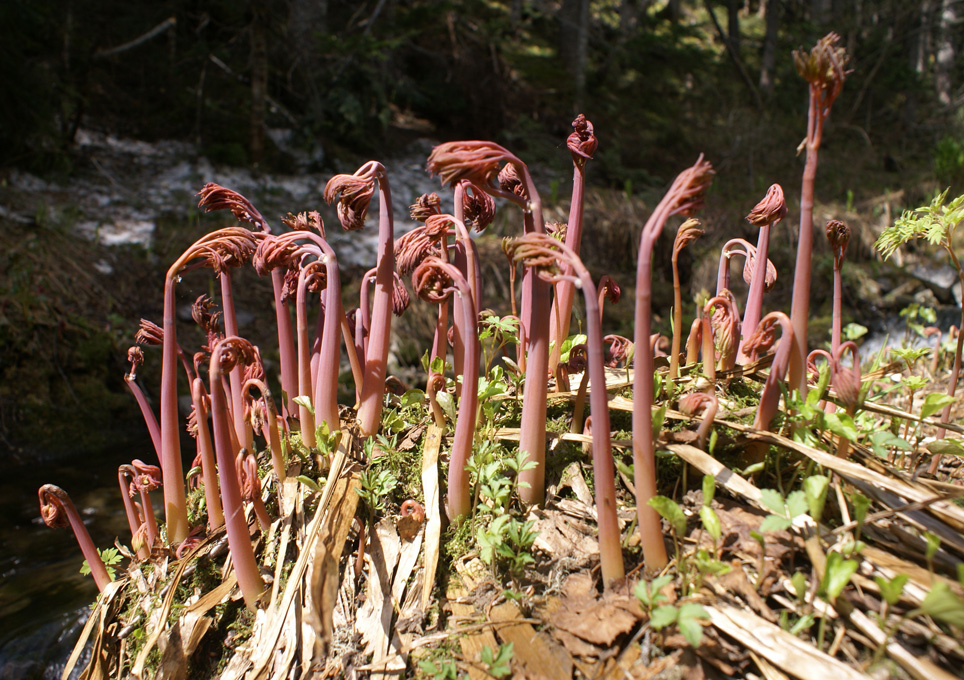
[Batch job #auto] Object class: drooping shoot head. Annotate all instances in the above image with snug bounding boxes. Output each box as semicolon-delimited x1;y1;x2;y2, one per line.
460;181;496;231
427;141;518;190
673;218;704;259
793;32;849;101
746;184;787;228
281;211;324;237
825;219;850;267
196;183;270;233
410;192;442;222
324;162;379;231
568;114;598;167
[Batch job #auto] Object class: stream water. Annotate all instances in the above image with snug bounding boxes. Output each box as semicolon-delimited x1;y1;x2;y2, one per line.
0;431;150;679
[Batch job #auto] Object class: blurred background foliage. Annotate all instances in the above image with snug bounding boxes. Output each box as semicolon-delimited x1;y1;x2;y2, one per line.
2;0;964;452
1;0;962;190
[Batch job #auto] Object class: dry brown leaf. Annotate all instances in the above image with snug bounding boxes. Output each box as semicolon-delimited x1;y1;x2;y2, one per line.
550;580;641;646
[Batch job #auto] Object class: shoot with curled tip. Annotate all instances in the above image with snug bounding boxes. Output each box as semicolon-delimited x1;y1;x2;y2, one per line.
678;392;718;450
161;227;258;544
634;154;714;572
430;140;551;508
549;114;598;376
742;312;794;432
788;32;849;395
39;484;111;592
506;232;624;587
740;184;786;361
670;218;704;380
411;256;479;521
209;336;265;609
825;219;851;357
325;161;395;439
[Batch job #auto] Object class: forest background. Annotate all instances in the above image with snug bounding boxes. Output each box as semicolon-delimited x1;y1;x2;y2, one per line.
1;0;963;455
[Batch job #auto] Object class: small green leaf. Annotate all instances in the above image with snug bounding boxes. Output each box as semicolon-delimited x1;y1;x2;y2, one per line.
786;490;809;519
292;395;314;414
677;602;709;648
926;439;964;457
909;581;964;628
925;532;941;561
760;489;786;517
921;392;955;420
850;492;872;525
652;405;667;438
648;496;687;537
702;475;715;506
804;475;830;525
699;506;722;543
649;605;678;630
296;475;321;491
791;572;808;602
874;574;908;606
824;413;858;442
870;431;911;458
820;552;858;601
789;613;815;635
760;515;791;533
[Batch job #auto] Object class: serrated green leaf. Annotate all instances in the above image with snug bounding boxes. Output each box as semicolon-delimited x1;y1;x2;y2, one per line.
649;605;678;630
677;603;709;647
760;489;786;516
909;581;964;628
786;490;808;519
760;515;791;533
870;431;911;457
648;496;687;537
824;412;858;442
921;392;955;419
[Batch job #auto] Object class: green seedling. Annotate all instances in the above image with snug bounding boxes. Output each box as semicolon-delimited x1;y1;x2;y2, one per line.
480;642;513;678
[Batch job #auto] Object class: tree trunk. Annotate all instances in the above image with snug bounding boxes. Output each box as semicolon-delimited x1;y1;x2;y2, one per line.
811;0;829;24
727;0;740;53
935;0;957;105
759;0;780;93
558;0;590;112
250;5;268;167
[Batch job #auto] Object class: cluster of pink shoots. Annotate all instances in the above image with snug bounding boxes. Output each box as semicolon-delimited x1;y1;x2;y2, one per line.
41;33;875;597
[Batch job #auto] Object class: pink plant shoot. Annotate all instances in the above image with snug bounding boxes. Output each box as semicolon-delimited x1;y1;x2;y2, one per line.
742;312;795;431
412;257;478;521
161;226;258;543
669;218;704;380
208;336;264;609
633;154;713;571
429;140;551;507
788;33;848;395
825;219;851;356
739;184;787;361
325;161;395;439
678;392;718;449
39;484;111;591
549;114;598;376
507;232;625;586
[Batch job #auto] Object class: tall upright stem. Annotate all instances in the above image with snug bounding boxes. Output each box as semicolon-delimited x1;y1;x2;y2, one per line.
548;162;587;375
210;339;264;610
161;279;190;544
357;168;395;437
